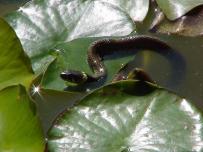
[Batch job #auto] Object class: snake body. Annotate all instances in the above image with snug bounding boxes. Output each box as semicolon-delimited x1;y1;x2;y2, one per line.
60;36;172;84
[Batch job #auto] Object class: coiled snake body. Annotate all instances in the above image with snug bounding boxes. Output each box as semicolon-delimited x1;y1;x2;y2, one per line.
60;36;172;84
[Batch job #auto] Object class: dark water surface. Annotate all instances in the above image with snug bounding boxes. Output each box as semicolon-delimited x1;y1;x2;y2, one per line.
0;0;29;16
1;1;203;133
135;33;203;110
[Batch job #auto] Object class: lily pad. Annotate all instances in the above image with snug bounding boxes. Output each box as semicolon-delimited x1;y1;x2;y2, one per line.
0;85;44;152
5;0;149;73
156;0;203;20
0;18;33;90
30;75;87;132
150;6;203;36
41;38;134;91
47;80;203;152
40;35;183;92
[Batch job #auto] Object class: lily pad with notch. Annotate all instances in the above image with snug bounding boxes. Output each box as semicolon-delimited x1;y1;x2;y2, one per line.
5;0;150;73
41;36;185;92
47;80;203;152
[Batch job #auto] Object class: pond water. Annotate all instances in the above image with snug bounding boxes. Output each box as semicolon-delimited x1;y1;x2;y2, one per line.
1;1;203;133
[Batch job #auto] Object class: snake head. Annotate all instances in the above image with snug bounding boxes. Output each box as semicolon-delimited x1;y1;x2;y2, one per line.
60;70;88;85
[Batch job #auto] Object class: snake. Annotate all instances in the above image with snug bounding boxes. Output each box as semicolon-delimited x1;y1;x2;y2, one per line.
60;35;173;84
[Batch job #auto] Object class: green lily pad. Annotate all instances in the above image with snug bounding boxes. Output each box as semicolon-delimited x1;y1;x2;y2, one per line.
156;0;203;20
0;85;44;152
0;18;34;90
5;0;149;73
47;81;203;152
41;38;134;91
40;34;186;92
30;75;86;132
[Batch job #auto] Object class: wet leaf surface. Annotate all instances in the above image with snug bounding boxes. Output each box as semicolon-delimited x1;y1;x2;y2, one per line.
0;85;44;152
156;0;203;20
5;0;149;73
31;84;86;133
47;81;203;152
41;38;134;91
2;1;203;151
0;18;33;90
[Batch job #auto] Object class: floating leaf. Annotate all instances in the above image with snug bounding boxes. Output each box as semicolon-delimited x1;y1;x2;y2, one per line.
0;18;33;90
150;6;203;36
47;81;203;152
0;85;44;152
41;38;134;91
31;76;86;132
156;0;203;20
5;0;149;73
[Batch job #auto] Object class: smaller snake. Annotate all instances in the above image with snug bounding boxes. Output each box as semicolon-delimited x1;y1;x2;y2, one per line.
60;36;172;84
